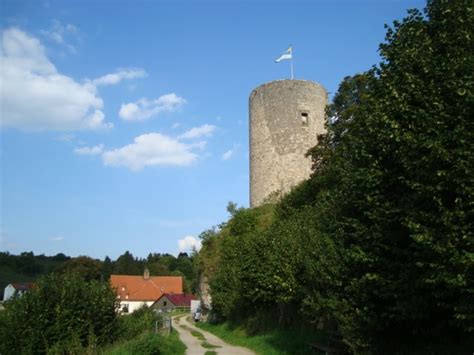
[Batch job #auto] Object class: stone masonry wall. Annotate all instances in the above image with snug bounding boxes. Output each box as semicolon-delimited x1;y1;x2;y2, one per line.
249;79;327;207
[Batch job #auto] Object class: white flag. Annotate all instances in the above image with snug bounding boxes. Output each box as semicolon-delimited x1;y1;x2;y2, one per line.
275;46;292;63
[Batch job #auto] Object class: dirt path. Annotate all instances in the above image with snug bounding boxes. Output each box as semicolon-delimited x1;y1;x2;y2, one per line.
172;315;255;355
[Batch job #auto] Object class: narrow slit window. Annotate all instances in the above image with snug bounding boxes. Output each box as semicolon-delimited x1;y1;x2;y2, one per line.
301;112;309;126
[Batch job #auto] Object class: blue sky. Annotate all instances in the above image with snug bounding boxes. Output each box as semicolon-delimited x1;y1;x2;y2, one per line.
1;0;425;260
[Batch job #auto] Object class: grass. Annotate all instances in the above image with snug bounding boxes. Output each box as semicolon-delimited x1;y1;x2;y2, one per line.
190;330;206;341
204;352;217;355
196;321;325;355
104;329;186;355
169;310;190;317
201;341;221;349
176;323;220;350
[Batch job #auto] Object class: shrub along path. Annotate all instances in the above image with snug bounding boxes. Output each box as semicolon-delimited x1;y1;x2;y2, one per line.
172;315;255;355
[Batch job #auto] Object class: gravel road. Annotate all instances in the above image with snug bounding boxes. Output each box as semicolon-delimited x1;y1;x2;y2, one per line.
172;315;255;355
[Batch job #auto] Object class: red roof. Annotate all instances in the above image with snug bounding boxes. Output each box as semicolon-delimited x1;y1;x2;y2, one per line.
110;275;182;302
11;283;35;291
154;293;196;307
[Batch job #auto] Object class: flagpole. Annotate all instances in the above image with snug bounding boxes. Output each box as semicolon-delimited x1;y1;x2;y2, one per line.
290;56;294;80
290;45;294;79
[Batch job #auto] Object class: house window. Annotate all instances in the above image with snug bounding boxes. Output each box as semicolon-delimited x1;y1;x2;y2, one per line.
301;112;309;126
122;305;129;313
164;301;167;306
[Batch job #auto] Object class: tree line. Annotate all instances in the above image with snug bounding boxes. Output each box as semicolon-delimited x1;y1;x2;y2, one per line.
197;0;473;353
0;249;198;299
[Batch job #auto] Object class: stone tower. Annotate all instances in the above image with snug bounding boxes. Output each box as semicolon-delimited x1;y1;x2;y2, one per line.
249;79;327;207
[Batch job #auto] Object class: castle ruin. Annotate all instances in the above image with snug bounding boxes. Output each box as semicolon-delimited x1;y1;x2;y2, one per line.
249;79;327;207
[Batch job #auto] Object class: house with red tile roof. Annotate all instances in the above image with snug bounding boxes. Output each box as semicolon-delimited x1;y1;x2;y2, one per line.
151;293;196;313
110;269;182;313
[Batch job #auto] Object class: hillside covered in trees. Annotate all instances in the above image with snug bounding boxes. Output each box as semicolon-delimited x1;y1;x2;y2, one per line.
197;0;473;353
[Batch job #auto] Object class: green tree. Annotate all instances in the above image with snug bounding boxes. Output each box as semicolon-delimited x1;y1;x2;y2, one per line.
0;273;119;354
54;255;103;281
209;205;277;323
200;1;473;353
15;251;43;276
114;250;141;275
305;0;474;351
102;255;114;280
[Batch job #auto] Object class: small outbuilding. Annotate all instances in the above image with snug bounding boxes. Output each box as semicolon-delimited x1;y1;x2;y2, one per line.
3;283;35;301
151;293;196;313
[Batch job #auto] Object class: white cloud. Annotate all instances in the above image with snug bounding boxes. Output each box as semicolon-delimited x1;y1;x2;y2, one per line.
222;149;234;161
57;133;75;142
171;123;181;129
102;133;201;171
74;144;104;155
51;236;64;241
119;93;186;121
40;20;79;53
0;27;112;131
92;68;147;86
178;124;217;140
178;235;202;252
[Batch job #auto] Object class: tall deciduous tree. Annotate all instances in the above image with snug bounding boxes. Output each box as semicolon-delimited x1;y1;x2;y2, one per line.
306;0;473;351
54;256;103;281
201;0;473;353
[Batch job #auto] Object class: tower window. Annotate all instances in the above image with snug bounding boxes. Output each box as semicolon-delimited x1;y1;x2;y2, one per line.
301;112;309;126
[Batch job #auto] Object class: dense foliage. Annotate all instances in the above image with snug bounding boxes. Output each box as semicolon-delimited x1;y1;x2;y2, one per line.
0;249;198;298
0;278;184;355
199;0;473;353
0;273;119;354
0;250;195;353
105;331;185;355
0;251;70;299
106;305;186;355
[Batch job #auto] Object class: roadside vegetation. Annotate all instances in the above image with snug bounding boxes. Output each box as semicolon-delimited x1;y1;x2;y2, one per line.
197;321;324;355
0;273;186;354
197;1;473;353
104;330;185;355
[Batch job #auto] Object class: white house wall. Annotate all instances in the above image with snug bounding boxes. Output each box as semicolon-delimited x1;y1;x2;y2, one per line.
121;300;154;313
3;284;16;301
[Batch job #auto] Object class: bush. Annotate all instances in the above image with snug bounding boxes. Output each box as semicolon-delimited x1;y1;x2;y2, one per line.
0;272;119;354
117;304;162;340
105;331;186;355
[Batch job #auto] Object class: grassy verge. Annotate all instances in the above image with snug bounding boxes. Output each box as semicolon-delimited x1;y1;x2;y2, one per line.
169;310;191;317
201;341;221;349
190;330;206;341
104;329;186;355
196;321;324;355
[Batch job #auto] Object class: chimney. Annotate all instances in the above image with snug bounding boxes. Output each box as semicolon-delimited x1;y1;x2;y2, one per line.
143;268;150;279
